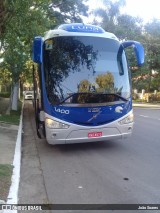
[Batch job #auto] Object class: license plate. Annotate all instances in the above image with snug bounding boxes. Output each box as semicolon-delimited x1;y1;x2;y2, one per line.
88;132;102;138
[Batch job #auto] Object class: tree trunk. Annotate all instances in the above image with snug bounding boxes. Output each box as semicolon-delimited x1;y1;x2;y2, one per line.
6;87;13;115
11;81;19;111
19;77;24;99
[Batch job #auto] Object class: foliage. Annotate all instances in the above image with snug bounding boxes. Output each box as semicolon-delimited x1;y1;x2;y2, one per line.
92;0;143;40
130;20;160;92
20;60;34;84
141;92;160;103
0;92;10;98
78;80;91;92
1;0;160;110
116;15;143;41
92;1;160;92
93;0;126;33
48;0;88;27
0;0;52;83
0;164;13;177
0;0;88;68
0;100;22;124
150;72;160;91
0;0;14;37
96;72;114;92
0;164;13;201
0;66;11;85
0;0;88;111
0;112;20;125
144;20;160;71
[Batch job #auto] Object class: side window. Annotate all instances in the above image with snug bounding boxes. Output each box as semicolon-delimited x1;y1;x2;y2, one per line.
117;46;124;76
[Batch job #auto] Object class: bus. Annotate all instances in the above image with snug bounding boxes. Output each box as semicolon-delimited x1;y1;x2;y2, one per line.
32;23;144;145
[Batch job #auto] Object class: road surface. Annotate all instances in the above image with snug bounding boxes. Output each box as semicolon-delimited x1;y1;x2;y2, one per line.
18;102;160;213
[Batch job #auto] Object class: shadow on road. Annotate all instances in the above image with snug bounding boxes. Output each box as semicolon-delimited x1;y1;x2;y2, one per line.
45;139;125;154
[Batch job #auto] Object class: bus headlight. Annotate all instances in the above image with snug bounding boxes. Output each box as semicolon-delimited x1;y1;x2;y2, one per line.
118;113;134;125
45;118;70;129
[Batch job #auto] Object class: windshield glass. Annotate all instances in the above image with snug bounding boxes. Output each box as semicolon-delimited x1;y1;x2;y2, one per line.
43;36;131;105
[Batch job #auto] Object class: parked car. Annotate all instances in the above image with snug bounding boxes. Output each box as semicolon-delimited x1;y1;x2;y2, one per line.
24;91;34;100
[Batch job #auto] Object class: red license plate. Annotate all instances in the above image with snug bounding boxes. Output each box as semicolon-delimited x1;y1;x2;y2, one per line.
88;132;102;138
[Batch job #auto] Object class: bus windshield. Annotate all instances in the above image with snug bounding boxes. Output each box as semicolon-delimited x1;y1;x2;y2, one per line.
43;36;131;105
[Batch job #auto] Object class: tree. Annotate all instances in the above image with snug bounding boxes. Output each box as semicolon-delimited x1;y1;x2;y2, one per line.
116;15;143;40
132;19;160;92
0;0;14;38
144;19;160;72
93;0;126;33
0;0;88;111
92;1;160;92
0;66;11;92
96;72;114;92
48;0;88;26
78;80;91;92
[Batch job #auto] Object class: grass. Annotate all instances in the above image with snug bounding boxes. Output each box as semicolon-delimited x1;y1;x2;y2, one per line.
0;100;22;125
132;99;146;103
0;92;10;98
0;97;10;114
133;99;160;104
0;164;13;177
0;164;13;201
0;112;20;125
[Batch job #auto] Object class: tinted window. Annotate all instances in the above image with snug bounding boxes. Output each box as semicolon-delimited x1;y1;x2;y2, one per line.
43;36;130;105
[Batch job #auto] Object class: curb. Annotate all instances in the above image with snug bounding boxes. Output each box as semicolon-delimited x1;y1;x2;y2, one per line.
2;101;24;213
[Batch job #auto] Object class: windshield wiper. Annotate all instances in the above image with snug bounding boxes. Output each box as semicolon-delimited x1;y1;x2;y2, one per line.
113;93;128;102
58;92;84;105
58;92;128;105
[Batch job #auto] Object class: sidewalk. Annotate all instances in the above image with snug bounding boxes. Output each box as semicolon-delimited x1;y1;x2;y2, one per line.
133;102;160;108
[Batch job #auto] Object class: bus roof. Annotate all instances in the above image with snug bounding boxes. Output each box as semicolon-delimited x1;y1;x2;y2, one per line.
44;23;118;41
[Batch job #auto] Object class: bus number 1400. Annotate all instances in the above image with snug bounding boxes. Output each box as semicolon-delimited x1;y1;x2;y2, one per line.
54;107;70;114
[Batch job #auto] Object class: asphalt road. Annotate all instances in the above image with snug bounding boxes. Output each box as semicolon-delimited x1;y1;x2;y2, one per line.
18;102;160;213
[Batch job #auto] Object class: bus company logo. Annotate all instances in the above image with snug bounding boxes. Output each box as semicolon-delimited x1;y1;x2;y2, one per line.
87;110;102;122
115;106;123;113
54;107;70;114
88;108;101;113
71;25;99;32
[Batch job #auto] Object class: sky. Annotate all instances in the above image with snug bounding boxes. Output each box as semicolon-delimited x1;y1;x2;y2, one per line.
87;0;160;23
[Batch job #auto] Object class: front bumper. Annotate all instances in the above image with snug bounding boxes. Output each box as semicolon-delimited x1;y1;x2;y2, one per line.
45;125;133;145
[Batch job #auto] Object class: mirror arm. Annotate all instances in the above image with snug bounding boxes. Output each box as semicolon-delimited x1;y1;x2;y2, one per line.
122;40;144;66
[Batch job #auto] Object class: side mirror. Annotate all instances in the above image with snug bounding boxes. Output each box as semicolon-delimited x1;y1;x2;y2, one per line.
32;36;43;63
122;41;144;66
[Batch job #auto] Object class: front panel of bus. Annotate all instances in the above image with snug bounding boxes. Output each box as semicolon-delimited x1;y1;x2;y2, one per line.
40;35;134;144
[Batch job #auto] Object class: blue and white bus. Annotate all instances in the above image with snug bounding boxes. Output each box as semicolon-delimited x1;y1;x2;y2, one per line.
32;23;144;145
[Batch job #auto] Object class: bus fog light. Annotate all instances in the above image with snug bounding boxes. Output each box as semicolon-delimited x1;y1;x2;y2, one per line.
118;113;134;125
45;118;70;129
